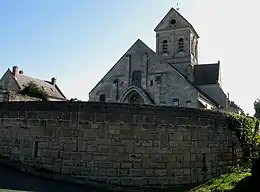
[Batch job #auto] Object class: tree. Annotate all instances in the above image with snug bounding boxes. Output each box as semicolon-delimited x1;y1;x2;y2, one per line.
230;100;245;115
254;98;260;119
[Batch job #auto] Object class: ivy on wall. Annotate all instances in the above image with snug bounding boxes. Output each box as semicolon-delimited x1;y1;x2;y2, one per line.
228;113;260;163
19;81;49;100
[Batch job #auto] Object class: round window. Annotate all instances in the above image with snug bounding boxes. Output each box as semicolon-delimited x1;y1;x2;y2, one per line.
170;19;176;25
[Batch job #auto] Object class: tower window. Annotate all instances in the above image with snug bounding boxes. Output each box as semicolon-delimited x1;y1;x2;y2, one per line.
162;40;168;54
178;38;184;52
195;42;198;56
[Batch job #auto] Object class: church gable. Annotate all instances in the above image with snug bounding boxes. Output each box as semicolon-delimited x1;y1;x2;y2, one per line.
89;39;156;102
154;7;199;38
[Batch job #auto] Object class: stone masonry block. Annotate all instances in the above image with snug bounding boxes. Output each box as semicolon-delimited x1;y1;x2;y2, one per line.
63;142;77;152
134;177;147;186
41;150;59;158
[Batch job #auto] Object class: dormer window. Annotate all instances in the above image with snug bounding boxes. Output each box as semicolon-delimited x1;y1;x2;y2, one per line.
178;38;184;52
162;40;168;54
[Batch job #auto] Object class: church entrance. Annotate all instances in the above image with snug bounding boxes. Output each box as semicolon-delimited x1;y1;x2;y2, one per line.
126;91;145;104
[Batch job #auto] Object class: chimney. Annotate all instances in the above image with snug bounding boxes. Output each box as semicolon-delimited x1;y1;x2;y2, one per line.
12;65;18;77
19;70;24;74
51;77;56;85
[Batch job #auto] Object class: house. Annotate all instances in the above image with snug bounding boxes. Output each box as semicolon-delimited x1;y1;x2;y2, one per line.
89;7;230;110
0;65;66;101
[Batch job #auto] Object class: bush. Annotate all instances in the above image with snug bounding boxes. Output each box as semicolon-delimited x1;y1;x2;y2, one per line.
228;113;260;163
19;81;49;100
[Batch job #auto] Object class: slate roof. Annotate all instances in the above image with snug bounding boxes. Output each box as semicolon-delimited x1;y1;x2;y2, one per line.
165;61;220;107
193;63;220;85
7;69;66;100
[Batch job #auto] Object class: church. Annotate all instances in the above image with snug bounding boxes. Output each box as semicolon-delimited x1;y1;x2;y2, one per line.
88;7;229;110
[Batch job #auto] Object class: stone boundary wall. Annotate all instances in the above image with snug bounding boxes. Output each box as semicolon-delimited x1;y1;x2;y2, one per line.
0;101;242;187
9;92;41;101
0;91;41;102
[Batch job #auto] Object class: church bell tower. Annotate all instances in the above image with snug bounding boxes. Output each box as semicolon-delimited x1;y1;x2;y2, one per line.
154;7;199;79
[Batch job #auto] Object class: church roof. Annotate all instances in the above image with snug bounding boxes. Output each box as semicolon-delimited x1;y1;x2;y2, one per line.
165;61;220;107
194;63;220;85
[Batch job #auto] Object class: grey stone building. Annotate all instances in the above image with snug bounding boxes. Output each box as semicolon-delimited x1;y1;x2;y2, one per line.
0;65;66;101
89;7;229;110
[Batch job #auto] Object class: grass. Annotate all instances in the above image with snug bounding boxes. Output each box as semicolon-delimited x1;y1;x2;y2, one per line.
188;168;252;192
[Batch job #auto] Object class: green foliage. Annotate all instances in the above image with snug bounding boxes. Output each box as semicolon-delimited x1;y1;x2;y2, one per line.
19;81;49;100
188;114;260;192
189;169;251;192
254;98;260;119
228;113;260;162
230;101;245;115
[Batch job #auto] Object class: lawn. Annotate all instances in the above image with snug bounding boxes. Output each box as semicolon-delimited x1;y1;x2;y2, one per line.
188;168;252;192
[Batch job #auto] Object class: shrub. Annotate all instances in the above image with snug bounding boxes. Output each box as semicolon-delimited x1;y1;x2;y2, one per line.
19;81;49;100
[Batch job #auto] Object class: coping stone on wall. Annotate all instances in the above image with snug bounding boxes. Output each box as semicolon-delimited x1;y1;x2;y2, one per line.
0;101;226;115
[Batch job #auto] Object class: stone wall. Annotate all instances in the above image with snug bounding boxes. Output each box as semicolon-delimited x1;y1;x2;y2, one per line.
0;101;242;187
0;91;41;102
8;92;41;101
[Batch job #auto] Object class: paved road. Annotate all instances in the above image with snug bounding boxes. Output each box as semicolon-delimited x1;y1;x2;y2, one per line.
0;164;98;192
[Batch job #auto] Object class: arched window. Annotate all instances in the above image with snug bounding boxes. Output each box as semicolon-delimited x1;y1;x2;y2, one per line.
162;40;168;54
178;38;184;52
195;42;198;56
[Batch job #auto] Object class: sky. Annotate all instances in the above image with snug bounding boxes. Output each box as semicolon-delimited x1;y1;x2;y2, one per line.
0;0;259;115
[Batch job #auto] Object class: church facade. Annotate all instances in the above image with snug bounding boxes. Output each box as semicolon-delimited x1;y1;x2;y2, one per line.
89;8;229;110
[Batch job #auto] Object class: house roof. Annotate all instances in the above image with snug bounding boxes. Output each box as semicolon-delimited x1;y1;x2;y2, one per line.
7;69;66;100
194;63;220;85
